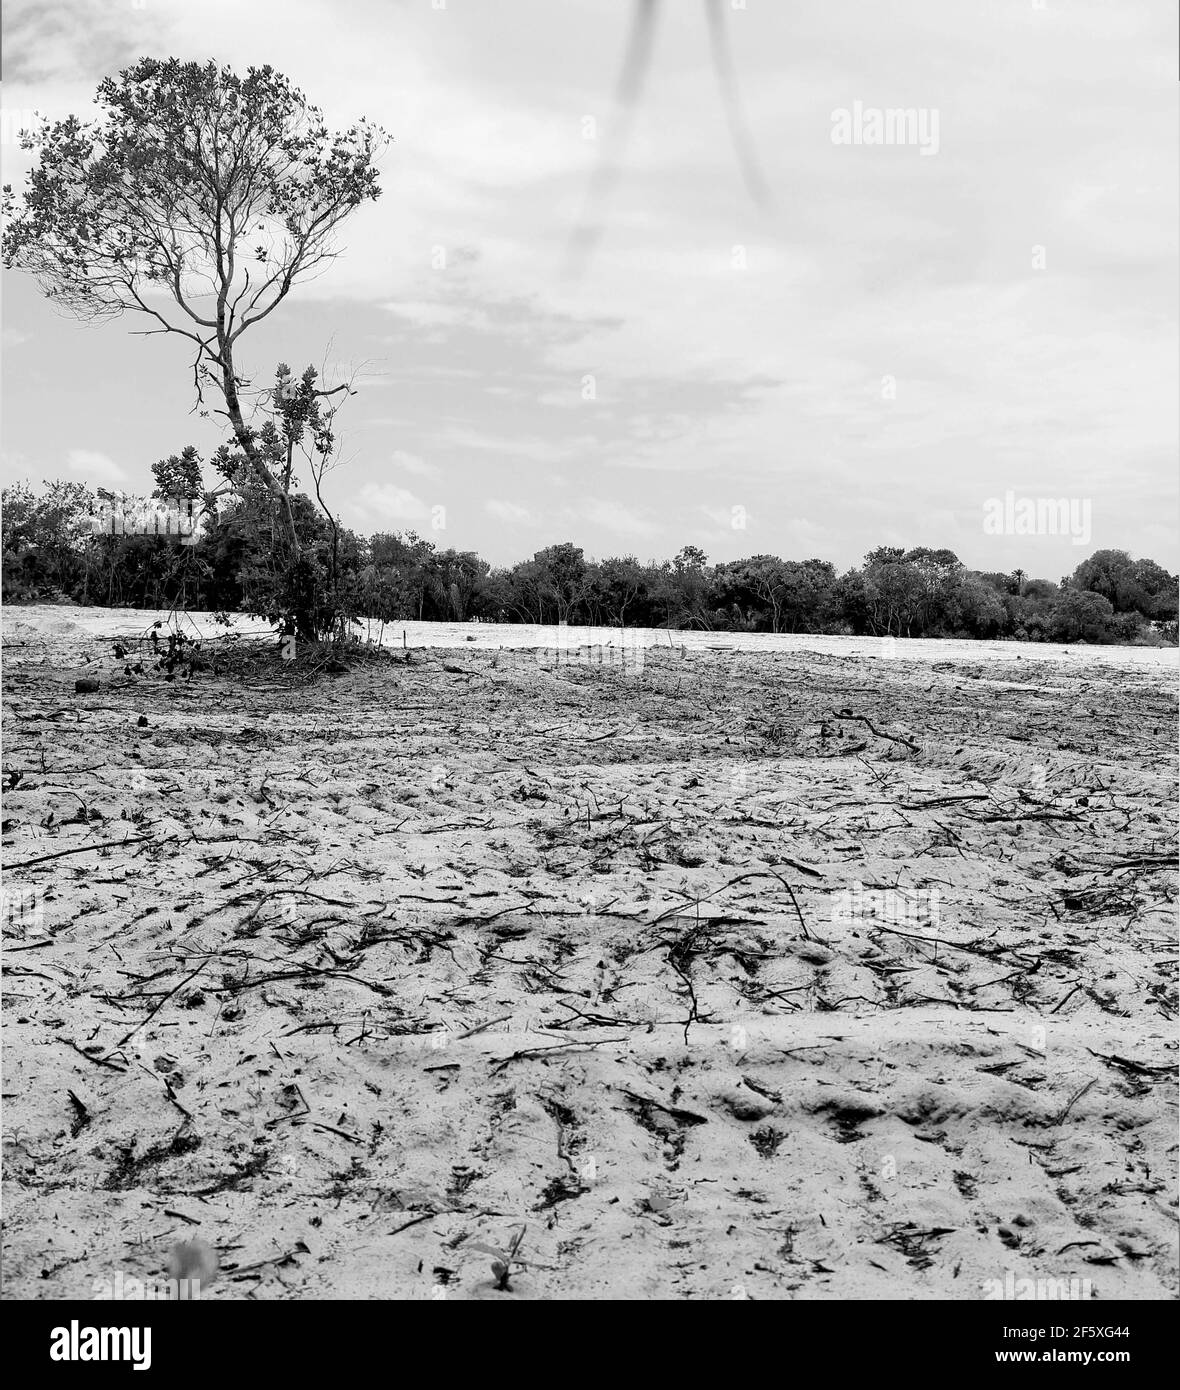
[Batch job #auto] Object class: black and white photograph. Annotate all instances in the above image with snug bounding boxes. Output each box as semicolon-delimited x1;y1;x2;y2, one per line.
1;0;1176;1353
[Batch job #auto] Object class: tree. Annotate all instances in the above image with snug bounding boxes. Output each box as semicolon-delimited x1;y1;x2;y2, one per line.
151;446;205;502
901;547;962;634
150;445;208;549
978;571;1018;596
1050;589;1115;644
0;479;95;600
1067;549;1178;622
531;543;588;623
1068;549;1133;603
427;548;490;621
369;531;436;620
2;58;386;637
0;481;39;556
586;555;646;626
776;558;838;632
664;546;711;628
943;574;1006;637
860;548;924;636
833;568;870;634
673;545;708;574
1130;558;1179;622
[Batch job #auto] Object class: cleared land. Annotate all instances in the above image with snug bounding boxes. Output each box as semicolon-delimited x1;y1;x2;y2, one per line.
2;606;1177;1299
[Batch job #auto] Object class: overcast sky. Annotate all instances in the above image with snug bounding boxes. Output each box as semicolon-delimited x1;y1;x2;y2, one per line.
2;0;1176;576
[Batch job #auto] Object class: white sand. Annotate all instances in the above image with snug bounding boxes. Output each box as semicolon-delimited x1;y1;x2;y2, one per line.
2;605;1176;1299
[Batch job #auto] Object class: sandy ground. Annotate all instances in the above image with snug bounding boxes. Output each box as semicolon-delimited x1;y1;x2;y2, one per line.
2;605;1177;1301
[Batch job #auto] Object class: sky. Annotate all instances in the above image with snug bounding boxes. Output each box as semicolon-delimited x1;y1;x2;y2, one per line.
1;0;1177;577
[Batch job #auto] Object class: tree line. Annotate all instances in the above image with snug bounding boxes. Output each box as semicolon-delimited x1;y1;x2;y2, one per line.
3;465;1176;646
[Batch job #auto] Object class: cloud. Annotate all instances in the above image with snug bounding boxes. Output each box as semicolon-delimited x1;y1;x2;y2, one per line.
381;300;492;331
2;0;161;85
66;448;126;483
580;498;661;540
390;449;438;479
351;482;430;525
486;499;536;525
698;505;739;530
439;426;578;464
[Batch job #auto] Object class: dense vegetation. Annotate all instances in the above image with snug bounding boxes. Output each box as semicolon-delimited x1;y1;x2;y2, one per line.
2;465;1176;646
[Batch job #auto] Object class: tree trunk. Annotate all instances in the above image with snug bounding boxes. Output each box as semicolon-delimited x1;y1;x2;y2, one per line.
218;341;316;641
